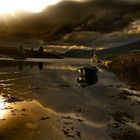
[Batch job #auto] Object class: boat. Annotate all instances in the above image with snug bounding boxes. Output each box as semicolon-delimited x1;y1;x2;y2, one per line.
77;50;99;88
77;66;98;88
78;66;98;76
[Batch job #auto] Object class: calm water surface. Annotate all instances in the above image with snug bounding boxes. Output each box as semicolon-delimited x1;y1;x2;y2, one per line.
0;58;140;140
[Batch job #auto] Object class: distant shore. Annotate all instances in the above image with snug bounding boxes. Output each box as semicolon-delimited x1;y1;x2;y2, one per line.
0;45;62;59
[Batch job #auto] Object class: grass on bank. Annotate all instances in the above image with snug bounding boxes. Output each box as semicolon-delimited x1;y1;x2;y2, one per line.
111;53;140;89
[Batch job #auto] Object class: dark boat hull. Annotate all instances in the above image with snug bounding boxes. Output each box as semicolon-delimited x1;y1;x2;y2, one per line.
78;67;98;75
77;66;98;88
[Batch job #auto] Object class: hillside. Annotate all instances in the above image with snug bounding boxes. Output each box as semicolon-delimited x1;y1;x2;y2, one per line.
111;53;140;89
61;40;140;58
0;46;62;59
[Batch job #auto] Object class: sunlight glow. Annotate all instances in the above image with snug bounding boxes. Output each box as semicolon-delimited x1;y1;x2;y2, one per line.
0;0;61;15
0;95;11;119
0;96;7;119
0;97;5;110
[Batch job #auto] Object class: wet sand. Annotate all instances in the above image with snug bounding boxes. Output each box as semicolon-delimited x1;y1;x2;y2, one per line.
0;59;140;140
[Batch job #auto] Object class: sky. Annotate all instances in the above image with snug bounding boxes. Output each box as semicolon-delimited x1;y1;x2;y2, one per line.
0;0;140;49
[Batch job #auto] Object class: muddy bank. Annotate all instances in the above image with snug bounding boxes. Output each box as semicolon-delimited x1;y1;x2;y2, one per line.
111;53;140;90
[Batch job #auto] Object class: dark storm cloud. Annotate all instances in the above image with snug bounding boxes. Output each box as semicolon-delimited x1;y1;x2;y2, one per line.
42;0;140;42
0;0;140;43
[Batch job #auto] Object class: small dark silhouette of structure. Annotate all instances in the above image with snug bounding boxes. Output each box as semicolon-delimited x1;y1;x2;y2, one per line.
16;45;25;59
30;47;34;58
19;45;23;52
37;46;44;58
39;46;44;53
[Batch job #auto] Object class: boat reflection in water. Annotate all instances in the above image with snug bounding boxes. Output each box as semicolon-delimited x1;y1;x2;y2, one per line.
77;66;98;88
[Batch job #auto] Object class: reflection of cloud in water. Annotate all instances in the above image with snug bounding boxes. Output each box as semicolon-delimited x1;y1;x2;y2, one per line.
44;64;78;71
61;113;106;129
0;99;64;140
0;92;106;133
0;97;105;140
119;87;140;102
127;122;140;131
0;76;32;83
0;95;9;119
0;98;5;110
0;59;139;140
0;72;20;75
98;69;116;85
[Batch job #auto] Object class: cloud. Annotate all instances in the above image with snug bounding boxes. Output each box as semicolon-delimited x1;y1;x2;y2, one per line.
0;0;140;45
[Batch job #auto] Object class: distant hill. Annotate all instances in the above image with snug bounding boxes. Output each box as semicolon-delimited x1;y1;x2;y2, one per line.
97;40;140;55
61;40;140;58
0;46;62;59
61;49;92;58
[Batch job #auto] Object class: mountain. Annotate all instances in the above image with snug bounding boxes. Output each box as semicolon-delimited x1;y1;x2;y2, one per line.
0;46;62;59
61;40;140;58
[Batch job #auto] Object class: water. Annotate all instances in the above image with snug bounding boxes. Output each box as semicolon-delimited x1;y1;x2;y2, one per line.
0;59;140;140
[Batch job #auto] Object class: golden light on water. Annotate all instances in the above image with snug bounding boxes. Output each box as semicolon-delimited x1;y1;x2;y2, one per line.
0;96;5;110
0;0;61;15
0;96;7;119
